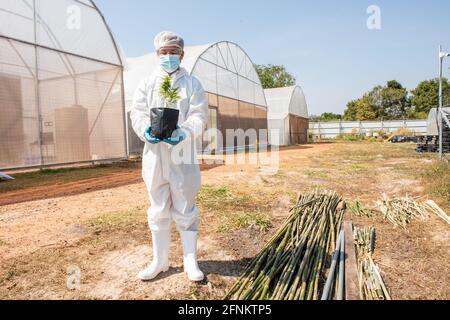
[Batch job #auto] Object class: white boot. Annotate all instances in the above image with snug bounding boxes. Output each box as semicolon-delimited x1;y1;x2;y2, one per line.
180;231;204;282
138;230;170;281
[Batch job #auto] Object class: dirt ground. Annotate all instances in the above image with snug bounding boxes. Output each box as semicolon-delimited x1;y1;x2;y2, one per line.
0;162;223;207
0;142;448;300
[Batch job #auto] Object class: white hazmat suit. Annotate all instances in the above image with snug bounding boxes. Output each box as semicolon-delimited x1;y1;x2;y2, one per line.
131;62;208;282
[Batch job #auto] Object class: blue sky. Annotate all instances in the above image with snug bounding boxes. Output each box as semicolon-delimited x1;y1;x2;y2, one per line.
95;0;450;116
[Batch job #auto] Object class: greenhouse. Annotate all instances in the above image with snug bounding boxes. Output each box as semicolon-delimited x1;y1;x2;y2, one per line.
125;41;268;154
264;86;309;146
427;107;450;135
0;0;127;170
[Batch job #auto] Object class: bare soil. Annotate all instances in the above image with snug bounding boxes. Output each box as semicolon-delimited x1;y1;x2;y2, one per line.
0;142;448;300
0;162;223;207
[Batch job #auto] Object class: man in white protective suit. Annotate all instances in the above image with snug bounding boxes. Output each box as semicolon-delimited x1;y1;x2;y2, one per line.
130;31;208;282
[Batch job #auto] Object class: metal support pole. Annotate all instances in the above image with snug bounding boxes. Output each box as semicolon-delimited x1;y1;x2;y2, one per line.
439;46;443;160
120;70;130;158
33;0;44;169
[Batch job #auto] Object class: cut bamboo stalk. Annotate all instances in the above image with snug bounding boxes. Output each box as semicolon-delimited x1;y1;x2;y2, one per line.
321;230;343;300
224;191;345;300
337;231;345;300
425;200;450;224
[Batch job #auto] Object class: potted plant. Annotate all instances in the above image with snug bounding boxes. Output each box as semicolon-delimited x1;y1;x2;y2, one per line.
150;75;181;140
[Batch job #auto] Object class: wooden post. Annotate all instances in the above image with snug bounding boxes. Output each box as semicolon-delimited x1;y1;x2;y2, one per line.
344;221;360;300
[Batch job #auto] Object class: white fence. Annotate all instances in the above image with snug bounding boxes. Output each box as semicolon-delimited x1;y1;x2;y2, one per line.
309;120;427;139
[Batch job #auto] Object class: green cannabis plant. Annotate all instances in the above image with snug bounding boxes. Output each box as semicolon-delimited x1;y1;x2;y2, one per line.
159;75;181;107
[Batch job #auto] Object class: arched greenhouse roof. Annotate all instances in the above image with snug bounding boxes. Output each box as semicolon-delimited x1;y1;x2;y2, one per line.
0;0;124;66
0;0;127;170
264;86;309;119
427;107;450;136
125;41;267;110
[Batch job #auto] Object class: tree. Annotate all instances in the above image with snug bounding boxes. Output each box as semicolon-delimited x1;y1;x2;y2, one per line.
380;81;410;120
343;100;358;121
255;64;296;89
343;96;377;121
411;78;450;117
355;96;377;121
310;112;342;122
343;80;411;121
386;80;403;90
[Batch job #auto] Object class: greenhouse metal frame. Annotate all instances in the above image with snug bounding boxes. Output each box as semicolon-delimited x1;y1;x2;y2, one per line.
125;41;269;154
0;0;127;171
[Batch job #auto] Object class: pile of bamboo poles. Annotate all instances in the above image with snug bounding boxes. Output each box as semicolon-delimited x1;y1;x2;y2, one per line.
376;194;429;229
354;227;391;300
224;191;345;300
347;200;374;218
320;230;345;300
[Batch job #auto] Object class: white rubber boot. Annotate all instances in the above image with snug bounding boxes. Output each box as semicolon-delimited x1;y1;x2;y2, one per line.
180;231;204;282
138;230;170;281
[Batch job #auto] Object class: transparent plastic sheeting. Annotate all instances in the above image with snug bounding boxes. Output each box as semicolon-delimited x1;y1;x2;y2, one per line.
265;86;309;146
427;107;450;136
0;0;121;64
265;86;309;120
268;117;290;146
124;41;269;154
0;0;126;170
192;42;267;108
125;41;268;110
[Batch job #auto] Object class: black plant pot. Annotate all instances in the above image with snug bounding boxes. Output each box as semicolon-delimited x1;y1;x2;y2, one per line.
150;107;180;140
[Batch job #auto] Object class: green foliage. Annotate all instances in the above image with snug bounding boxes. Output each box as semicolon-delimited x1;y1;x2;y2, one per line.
159;75;181;107
343;100;358;121
336;133;364;142
343;78;450;122
344;80;411;121
310;112;342;122
356;96;378;120
381;82;410;119
411;78;450;116
255;64;296;89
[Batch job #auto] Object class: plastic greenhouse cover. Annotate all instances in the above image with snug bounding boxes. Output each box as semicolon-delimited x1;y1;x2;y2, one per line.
265;86;309;119
427;107;450;136
0;0;122;65
124;42;268;109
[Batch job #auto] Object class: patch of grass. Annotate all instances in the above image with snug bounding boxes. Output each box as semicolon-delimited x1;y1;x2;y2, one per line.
271;171;287;179
303;169;328;179
218;211;272;233
86;207;146;230
197;186;229;211
328;142;417;162
200;186;229;199
350;164;370;172
198;185;259;213
422;161;450;203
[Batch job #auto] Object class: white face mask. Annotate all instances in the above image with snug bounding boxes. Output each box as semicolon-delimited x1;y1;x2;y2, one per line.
160;54;181;73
